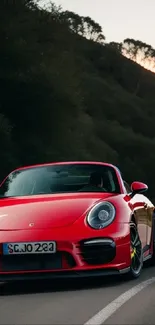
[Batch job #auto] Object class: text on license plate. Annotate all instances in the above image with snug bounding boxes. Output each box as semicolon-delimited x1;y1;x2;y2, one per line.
3;241;56;255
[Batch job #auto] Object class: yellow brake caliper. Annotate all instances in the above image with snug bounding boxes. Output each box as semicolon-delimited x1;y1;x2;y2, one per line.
131;246;136;259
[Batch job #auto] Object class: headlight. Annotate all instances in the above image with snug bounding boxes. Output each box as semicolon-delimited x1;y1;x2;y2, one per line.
87;201;116;230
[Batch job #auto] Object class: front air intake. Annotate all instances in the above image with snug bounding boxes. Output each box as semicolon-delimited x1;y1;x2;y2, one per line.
79;238;116;265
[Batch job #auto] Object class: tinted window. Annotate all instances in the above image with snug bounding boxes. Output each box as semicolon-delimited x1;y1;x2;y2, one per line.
0;164;121;197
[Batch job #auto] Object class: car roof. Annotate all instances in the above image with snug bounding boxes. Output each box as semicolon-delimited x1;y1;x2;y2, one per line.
12;161;118;173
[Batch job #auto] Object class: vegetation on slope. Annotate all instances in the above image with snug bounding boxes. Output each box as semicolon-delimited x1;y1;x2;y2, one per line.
1;0;155;199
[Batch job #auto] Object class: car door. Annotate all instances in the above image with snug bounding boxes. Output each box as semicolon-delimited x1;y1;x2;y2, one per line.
144;198;154;250
131;193;154;251
123;180;149;250
130;193;148;250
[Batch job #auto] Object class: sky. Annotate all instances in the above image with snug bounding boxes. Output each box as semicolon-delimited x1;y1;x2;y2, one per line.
40;0;155;48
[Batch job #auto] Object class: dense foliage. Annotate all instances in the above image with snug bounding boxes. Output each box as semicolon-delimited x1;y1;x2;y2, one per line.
1;0;155;200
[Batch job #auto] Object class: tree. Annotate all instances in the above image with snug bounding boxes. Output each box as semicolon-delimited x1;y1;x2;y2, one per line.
122;38;155;71
108;41;122;53
61;10;105;44
107;38;155;72
61;10;84;35
82;16;105;43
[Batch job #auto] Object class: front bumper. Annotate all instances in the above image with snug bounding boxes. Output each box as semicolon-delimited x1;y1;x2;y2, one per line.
0;223;131;280
0;242;131;281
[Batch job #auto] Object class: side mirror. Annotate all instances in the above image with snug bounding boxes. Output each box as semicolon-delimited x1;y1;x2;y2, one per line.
130;181;148;198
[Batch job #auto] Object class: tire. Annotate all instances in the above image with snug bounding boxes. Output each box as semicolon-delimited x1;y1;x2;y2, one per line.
126;222;143;279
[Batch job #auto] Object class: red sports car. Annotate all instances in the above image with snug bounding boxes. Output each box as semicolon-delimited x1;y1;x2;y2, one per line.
0;161;154;281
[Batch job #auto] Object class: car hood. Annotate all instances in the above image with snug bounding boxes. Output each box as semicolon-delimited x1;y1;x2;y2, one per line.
0;193;116;230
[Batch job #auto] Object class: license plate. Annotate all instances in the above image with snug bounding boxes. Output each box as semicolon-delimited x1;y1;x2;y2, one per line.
3;241;56;255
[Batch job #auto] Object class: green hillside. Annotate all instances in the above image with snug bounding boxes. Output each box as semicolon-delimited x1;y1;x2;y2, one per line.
1;0;155;199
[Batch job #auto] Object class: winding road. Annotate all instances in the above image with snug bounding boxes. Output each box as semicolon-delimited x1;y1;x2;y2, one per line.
0;265;155;324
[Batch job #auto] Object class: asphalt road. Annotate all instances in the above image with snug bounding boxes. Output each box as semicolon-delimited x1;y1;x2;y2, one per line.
0;265;155;324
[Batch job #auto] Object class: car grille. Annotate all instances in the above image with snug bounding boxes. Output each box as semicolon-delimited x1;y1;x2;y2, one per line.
79;238;116;265
1;252;75;272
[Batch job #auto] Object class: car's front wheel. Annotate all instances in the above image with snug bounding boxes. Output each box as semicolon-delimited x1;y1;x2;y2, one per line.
127;222;143;279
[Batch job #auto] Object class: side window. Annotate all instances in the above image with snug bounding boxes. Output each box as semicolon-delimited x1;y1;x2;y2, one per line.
123;180;131;194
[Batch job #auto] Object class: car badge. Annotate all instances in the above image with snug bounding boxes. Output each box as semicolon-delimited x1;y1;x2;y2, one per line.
29;223;34;227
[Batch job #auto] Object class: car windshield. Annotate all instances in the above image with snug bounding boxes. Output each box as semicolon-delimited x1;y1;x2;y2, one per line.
0;163;121;197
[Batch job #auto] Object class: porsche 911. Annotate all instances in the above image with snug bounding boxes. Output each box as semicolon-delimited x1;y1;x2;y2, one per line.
0;161;154;281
